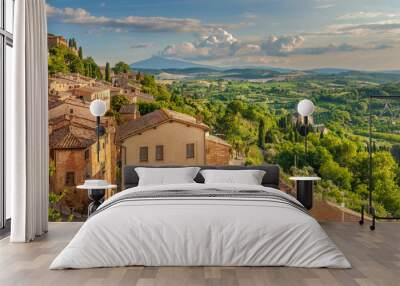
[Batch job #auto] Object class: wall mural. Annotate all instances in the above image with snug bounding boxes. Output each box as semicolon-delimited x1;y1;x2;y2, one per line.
46;0;400;221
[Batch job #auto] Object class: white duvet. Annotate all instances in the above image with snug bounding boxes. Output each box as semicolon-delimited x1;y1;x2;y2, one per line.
50;183;351;269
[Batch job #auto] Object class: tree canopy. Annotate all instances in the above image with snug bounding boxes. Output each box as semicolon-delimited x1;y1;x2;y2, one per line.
112;61;131;74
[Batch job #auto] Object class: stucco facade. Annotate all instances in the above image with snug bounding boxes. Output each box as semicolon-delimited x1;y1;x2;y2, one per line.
49;99;93;120
72;87;111;109
121;121;206;166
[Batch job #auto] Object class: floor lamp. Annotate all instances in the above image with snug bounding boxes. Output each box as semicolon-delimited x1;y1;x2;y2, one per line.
297;99;315;164
90;99;107;162
83;99;108;216
359;95;400;230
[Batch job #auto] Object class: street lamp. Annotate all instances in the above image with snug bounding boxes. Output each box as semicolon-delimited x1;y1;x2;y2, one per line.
90;99;107;161
297;99;315;162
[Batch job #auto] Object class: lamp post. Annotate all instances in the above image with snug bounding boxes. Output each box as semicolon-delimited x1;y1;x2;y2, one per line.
297;99;315;163
90;100;107;162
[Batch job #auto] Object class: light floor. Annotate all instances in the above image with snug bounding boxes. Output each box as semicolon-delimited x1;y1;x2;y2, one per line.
0;222;399;286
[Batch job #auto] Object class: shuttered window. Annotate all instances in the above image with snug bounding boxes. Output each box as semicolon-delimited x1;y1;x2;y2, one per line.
139;146;148;162
156;145;164;161
186;143;195;159
65;172;75;186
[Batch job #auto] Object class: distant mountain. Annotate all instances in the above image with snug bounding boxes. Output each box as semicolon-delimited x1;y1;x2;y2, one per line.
382;70;400;75
131;56;215;70
226;65;296;73
308;68;355;75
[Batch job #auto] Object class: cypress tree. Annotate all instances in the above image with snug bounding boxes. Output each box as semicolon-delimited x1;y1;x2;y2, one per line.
78;47;83;59
258;119;266;149
105;62;111;82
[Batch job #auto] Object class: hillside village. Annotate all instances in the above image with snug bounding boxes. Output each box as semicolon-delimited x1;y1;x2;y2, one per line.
47;35;231;219
47;34;376;223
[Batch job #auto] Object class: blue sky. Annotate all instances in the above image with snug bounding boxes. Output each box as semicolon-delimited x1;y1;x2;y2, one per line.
47;0;400;70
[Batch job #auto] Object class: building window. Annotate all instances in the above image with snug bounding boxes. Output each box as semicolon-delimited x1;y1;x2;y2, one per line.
69;108;73;114
65;172;75;186
186;143;195;159
156;145;164;161
139;146;148;162
84;149;89;160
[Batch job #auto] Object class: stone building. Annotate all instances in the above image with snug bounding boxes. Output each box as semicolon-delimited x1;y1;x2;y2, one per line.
117;109;231;186
72;86;111;109
47;34;67;49
119;104;140;123
48;113;117;215
49;97;93;120
48;73;95;93
131;92;154;103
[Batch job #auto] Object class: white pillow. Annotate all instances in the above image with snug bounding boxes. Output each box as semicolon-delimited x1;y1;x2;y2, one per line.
135;167;201;186
200;169;266;185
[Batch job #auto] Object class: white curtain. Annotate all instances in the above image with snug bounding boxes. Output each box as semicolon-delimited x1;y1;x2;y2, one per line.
8;0;49;242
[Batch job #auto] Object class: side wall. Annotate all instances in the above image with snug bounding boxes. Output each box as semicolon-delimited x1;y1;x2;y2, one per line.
206;140;231;165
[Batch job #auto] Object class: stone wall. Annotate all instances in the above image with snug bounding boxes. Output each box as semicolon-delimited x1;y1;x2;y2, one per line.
206;139;231;166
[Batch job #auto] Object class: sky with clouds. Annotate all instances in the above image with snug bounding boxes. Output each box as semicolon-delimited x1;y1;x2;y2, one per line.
46;0;400;70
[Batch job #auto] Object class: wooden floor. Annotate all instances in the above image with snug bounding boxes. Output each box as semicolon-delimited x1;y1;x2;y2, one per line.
0;222;399;286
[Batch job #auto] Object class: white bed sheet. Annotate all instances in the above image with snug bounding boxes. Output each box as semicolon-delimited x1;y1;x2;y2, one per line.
50;183;351;269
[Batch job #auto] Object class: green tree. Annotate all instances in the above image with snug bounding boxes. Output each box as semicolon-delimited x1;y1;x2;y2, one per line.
111;94;130;113
319;160;352;190
113;61;131;74
78;46;83;59
105;62;111;82
138;102;161;115
83;57;102;79
245;145;264;166
258;119;266;149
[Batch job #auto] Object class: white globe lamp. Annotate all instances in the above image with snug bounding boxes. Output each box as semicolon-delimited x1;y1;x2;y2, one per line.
90;99;107;117
297;99;315;117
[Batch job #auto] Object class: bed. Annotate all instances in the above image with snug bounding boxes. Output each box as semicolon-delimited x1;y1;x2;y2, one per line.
50;165;351;269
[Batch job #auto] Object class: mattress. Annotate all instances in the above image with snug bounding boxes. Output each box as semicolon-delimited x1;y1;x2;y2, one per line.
50;183;351;269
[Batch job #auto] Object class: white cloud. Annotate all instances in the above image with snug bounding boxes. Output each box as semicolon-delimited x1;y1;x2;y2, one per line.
313;0;335;10
261;35;305;56
235;44;261;56
160;27;392;63
328;19;400;35
46;4;222;34
315;4;335;9
161;30;308;60
161;28;242;60
292;43;392;55
338;12;400;20
162;42;210;59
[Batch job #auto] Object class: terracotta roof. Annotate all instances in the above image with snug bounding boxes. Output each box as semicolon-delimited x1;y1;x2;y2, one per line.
72;86;110;94
136;92;154;100
110;86;122;92
206;134;231;147
49;125;96;149
49;77;76;84
48;98;63;109
119;104;138;114
118;108;209;141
